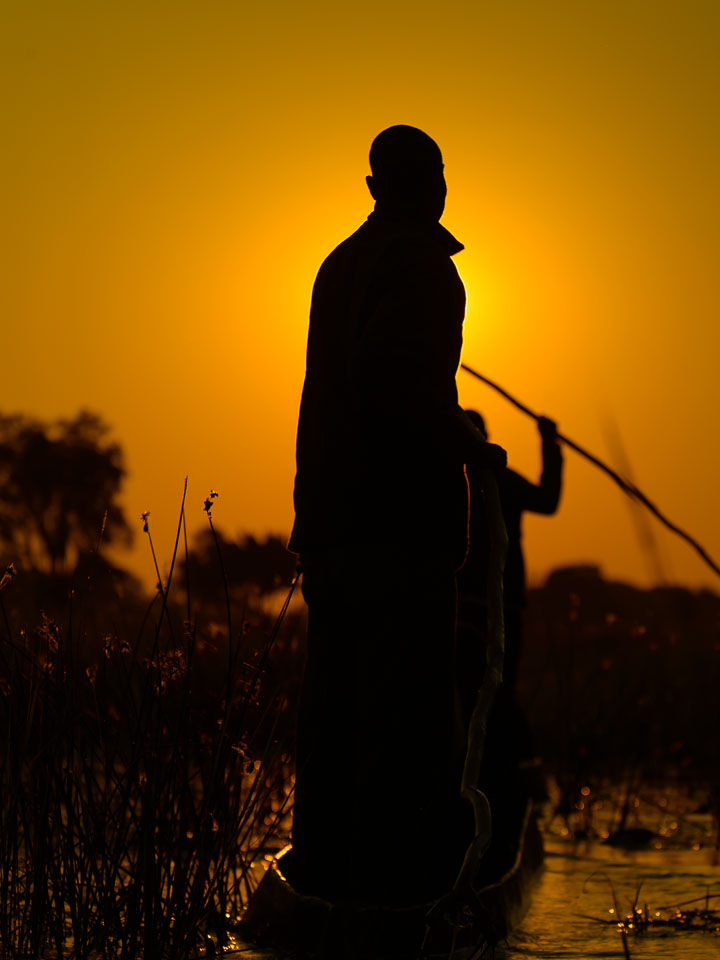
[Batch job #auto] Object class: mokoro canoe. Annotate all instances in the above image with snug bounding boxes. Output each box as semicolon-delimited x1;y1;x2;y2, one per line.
241;795;543;960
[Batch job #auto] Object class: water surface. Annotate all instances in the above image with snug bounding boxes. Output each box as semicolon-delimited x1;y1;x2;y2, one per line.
231;786;720;959
499;834;719;959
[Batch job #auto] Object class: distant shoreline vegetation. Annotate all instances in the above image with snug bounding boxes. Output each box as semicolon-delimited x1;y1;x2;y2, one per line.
521;563;720;838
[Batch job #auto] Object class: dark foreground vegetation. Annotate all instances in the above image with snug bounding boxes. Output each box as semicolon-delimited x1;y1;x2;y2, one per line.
1;412;718;957
3;550;718;957
0;511;304;958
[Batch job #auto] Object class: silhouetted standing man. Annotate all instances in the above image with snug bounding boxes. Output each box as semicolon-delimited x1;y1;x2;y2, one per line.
289;126;504;906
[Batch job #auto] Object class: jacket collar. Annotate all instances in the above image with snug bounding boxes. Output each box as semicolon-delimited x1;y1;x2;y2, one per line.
365;209;464;257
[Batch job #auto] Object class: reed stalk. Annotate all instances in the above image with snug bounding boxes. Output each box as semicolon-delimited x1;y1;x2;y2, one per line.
0;492;296;959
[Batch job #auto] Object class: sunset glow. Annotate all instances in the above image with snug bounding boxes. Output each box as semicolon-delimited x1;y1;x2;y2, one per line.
3;0;719;591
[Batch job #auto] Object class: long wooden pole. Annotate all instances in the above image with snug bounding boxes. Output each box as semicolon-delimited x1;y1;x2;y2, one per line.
424;467;508;931
461;362;720;580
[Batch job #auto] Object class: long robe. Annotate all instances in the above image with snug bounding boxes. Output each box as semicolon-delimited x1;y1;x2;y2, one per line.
290;209;472;904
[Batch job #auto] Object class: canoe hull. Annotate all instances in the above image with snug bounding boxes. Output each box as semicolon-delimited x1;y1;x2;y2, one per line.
242;799;543;959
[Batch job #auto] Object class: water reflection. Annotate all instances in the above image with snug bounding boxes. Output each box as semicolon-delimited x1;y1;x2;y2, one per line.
499;830;720;959
498;779;719;959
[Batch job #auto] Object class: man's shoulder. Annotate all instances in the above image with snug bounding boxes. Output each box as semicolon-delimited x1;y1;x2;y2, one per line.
501;468;533;501
315;221;374;276
312;217;464;307
320;216;462;268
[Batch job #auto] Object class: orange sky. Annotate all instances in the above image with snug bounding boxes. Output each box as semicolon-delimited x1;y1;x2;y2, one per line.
3;0;719;593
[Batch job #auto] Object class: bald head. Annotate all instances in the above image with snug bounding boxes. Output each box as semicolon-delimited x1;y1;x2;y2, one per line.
367;125;446;222
369;125;443;179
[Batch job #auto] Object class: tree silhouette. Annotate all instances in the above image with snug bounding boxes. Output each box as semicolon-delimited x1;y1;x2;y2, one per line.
183;529;296;602
0;410;131;574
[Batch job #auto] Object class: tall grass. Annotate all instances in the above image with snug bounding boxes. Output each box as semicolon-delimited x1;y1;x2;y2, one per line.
0;492;297;959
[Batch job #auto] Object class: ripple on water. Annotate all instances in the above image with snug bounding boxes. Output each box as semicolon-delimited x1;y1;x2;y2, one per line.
498;836;720;960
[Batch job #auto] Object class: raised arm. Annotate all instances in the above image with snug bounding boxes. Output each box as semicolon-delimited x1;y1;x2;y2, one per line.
520;416;563;514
